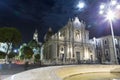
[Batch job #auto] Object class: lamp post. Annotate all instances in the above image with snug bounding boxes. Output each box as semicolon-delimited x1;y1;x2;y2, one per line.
109;16;118;64
99;0;120;64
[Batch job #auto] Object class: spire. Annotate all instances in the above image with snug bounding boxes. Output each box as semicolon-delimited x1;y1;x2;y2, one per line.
33;29;38;42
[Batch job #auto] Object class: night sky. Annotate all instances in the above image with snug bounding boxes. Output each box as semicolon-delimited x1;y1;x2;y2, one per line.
0;0;120;43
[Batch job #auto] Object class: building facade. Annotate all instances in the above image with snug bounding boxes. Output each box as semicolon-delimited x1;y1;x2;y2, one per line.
0;42;12;54
93;36;120;64
43;17;96;63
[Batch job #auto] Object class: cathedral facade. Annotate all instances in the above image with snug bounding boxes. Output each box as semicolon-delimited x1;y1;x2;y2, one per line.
43;17;96;63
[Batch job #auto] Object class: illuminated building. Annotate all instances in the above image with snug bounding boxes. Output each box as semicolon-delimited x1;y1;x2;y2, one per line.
93;36;120;64
43;17;120;64
0;42;12;54
43;17;96;63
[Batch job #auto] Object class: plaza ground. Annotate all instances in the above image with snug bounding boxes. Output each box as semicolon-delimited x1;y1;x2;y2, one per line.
0;63;41;80
2;64;120;80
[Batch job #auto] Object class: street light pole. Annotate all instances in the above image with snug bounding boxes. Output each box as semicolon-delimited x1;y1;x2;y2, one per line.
99;0;120;64
109;19;118;64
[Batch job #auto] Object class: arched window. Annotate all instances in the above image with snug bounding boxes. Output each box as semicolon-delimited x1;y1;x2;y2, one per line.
104;39;107;45
105;49;110;61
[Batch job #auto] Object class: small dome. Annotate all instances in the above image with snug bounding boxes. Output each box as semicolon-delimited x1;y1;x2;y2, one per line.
44;27;54;42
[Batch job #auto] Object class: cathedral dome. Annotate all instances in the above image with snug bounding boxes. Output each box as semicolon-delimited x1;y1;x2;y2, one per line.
44;27;54;42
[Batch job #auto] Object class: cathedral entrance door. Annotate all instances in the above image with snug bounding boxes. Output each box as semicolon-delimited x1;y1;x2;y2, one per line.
76;52;80;63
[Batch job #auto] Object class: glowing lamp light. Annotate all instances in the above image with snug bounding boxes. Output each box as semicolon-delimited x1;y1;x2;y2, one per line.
100;4;105;10
106;10;115;21
116;4;120;9
99;0;120;64
115;10;120;19
115;4;120;19
77;1;85;9
111;0;117;5
99;10;104;14
13;49;18;53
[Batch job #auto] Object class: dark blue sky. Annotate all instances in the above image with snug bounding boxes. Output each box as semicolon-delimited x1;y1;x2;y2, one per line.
0;0;120;43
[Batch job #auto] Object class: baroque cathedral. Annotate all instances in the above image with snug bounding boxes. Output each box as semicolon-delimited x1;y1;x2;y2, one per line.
43;17;120;64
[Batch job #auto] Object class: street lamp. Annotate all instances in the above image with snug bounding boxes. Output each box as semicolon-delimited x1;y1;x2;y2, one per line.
13;49;18;53
77;1;85;9
76;1;86;11
99;0;120;64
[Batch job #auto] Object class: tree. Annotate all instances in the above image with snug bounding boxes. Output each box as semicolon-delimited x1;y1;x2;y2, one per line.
28;39;41;56
34;54;40;62
28;39;39;49
0;51;6;59
8;52;17;59
22;46;34;59
0;27;22;61
19;43;27;60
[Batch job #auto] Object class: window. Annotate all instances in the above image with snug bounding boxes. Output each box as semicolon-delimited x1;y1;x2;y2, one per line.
61;47;64;51
105;50;110;61
117;49;119;56
104;40;107;45
105;50;109;56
